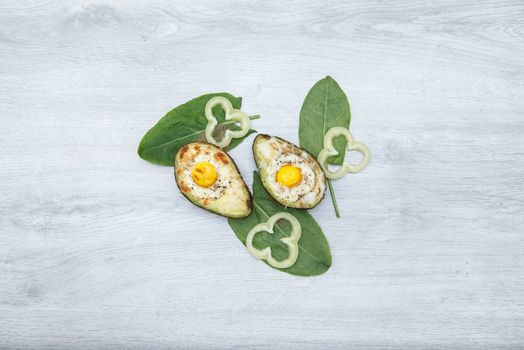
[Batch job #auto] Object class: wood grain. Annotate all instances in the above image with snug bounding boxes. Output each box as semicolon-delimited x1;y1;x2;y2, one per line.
1;0;523;348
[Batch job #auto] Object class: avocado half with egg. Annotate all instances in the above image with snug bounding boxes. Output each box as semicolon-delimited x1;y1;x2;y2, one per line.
174;142;252;218
252;134;326;209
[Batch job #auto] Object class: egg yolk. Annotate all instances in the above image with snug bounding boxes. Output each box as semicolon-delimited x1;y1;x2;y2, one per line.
276;165;302;187
191;161;217;188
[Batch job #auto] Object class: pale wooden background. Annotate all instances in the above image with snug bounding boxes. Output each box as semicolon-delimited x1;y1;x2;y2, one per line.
1;0;523;349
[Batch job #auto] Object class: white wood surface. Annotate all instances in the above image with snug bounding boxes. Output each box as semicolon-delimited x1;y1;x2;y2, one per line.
1;0;523;348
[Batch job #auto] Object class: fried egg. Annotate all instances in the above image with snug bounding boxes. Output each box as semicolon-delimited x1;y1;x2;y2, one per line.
252;134;326;208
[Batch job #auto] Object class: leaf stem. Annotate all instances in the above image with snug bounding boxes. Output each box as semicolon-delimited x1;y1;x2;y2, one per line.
222;115;260;126
327;179;340;218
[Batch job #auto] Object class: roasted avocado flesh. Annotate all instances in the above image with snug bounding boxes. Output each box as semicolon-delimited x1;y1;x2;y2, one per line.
252;134;326;209
175;142;252;218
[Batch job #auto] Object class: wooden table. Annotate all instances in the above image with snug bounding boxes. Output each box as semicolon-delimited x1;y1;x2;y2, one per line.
1;1;523;348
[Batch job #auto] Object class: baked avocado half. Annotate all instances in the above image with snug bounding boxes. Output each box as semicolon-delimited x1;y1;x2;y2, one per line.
252;134;326;209
174;142;252;218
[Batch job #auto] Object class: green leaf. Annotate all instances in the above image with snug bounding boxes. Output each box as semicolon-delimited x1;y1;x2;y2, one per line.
299;76;351;165
225;129;257;152
138;93;256;166
228;172;332;276
298;76;351;218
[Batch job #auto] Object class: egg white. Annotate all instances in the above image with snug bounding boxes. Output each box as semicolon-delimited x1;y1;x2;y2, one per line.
178;152;229;200
265;153;319;204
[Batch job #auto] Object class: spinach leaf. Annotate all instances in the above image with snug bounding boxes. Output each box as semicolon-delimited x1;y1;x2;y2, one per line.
228;171;332;276
138;93;257;166
299;76;351;164
298;76;351;217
